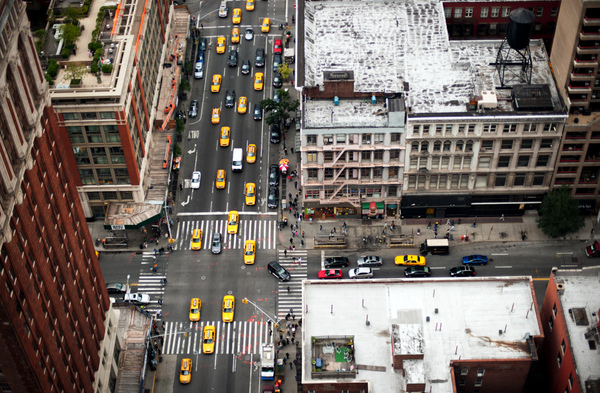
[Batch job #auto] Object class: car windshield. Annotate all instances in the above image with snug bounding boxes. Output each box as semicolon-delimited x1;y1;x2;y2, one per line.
191;307;199;313
192;236;200;242
245;249;253;255
268;193;276;202
204;337;213;343
247;190;254;197
213;241;220;247
229;218;236;225
224;306;232;312
182;370;190;376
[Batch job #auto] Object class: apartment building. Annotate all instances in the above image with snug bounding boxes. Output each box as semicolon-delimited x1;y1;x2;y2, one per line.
443;0;560;52
0;0;112;391
49;0;172;219
550;0;600;209
539;266;600;393
298;0;566;219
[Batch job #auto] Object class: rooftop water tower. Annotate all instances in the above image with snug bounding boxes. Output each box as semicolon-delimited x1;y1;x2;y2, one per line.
494;8;535;87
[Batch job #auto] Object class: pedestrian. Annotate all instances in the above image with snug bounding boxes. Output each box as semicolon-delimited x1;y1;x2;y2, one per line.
158;298;163;305
458;218;462;225
287;286;290;293
446;218;451;225
286;338;290;346
472;219;477;228
163;277;167;285
301;231;305;238
292;313;295;320
286;313;290;320
427;221;431;229
434;231;438;239
283;357;287;365
288;206;292;213
290;238;293;245
284;249;287;257
291;337;295;345
294;180;298;188
179;183;183;191
290;362;293;370
286;352;290;359
320;224;323;231
269;329;272;336
292;326;296;334
288;175;292;182
284;147;288;155
298;257;302;265
292;245;296;250
500;214;505;221
451;225;455;231
291;147;294;153
333;227;337;233
592;228;596;236
289;193;292;200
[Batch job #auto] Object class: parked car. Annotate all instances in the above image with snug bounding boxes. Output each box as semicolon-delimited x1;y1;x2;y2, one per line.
267;261;290;281
106;282;128;295
253;103;262;120
461;255;488;265
272;54;282;72
268;164;279;186
241;59;251;75
194;62;204;79
404;266;432;278
211;233;222;254
272;72;282;88
357;256;383;267
273;38;282;54
348;267;373;279
198;37;207;52
227;50;238;67
225;89;236;107
270;124;281;143
255;48;265;67
273;89;281;103
124;292;150;305
318;269;343;279
267;186;279;209
188;100;198;117
449;266;476;277
324;257;349;268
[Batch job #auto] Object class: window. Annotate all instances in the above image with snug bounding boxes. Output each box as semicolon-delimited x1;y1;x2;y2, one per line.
502;7;510;17
456;140;464;152
63;113;79;120
475;380;483;387
459;380;466;386
550;7;558;17
307;135;317;145
503;123;517;133
305;190;318;199
458;124;466;134
479;157;491;168
408;175;416;189
476;175;488;188
465;7;473;17
433;141;441;151
307;153;317;162
360;168;370;178
391;133;401;142
495;174;507;187
561;340;566;354
443;141;451;151
514;175;525;186
412;141;420;152
373;151;384;161
517;156;530;167
523;123;536;132
324;152;334;163
432;157;440;168
557;352;562;367
481;140;493;150
454;8;462;18
533;174;545;186
491;7;500;17
501;140;513;149
361;151;371;162
446;124;453;134
477;369;485;377
361;134;371;144
82;112;97;120
88;192;101;200
480;7;489;18
468;124;475;134
307;169;318;179
100;112;116;119
441;157;449;169
536;7;544;17
541;139;553;148
521;139;533;149
374;134;384;144
445;7;452;18
336;134;346;143
484;124;497;133
323;135;333;145
544;123;557;132
498;156;511;167
461;369;468;376
537;155;550;166
436;125;443;134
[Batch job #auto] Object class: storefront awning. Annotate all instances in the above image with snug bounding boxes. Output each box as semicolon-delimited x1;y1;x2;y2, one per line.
362;202;385;209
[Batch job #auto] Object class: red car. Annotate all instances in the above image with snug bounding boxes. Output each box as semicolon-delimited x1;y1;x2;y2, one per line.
318;269;343;279
273;39;282;54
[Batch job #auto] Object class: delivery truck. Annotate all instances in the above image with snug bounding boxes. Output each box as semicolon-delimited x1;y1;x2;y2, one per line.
261;344;275;380
419;238;450;256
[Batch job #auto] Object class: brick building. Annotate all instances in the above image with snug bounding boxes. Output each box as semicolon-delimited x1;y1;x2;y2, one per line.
540;266;600;393
299;278;543;393
0;0;112;391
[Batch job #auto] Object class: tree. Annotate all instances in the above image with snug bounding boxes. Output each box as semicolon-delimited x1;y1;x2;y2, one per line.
63;7;84;24
59;23;81;46
276;63;293;80
260;89;299;126
62;63;87;83
537;186;584;238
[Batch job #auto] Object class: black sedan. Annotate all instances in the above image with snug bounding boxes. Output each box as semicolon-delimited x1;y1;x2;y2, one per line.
272;72;282;88
241;59;251;75
253;103;262;120
324;257;349;268
404;266;432;278
225;89;235;108
449;266;476;277
267;186;279;209
227;50;238;67
268;164;279;186
267;261;290;281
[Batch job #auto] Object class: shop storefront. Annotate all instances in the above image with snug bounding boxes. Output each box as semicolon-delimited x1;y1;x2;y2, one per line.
361;202;384;218
304;205;358;219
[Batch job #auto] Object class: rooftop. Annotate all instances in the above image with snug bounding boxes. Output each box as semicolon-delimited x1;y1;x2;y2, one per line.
553;267;600;390
301;277;542;393
302;0;564;115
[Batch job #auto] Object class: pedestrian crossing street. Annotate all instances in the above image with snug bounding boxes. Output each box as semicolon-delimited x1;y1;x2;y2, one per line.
174;218;278;251
276;249;307;320
161;320;274;355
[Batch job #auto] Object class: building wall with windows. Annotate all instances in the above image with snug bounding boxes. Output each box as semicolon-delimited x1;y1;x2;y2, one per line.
443;0;560;52
0;0;111;391
50;0;172;218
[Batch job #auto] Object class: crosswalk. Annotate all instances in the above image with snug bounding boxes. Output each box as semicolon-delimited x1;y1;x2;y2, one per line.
174;218;278;250
276;249;307;319
137;252;167;314
161;320;274;355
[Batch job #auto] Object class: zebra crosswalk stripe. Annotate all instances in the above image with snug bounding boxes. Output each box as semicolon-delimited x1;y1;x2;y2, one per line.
276;249;308;318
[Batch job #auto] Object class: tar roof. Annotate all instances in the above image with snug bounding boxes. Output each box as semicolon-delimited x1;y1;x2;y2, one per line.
302;0;562;115
301;277;541;393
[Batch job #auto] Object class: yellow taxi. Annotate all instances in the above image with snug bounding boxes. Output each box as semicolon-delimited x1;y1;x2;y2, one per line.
232;8;242;24
237;96;247;114
211;74;222;93
216;36;226;54
191;229;203;250
216;169;226;189
261;18;270;33
202;325;216;354
211;107;221;124
244;240;256;264
180;359;192;384
189;298;201;321
246;144;257;163
227;210;239;234
220;126;231;147
254;72;264;91
222;295;235;322
231;27;240;43
394;255;426;266
246;0;254;11
245;182;256;205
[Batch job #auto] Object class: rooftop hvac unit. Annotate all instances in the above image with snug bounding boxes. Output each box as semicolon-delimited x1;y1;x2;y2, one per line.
478;91;498;109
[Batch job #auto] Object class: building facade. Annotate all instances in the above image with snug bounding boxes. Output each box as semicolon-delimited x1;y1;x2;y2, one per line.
443;0;560;52
539;266;600;393
50;0;172;218
0;0;111;391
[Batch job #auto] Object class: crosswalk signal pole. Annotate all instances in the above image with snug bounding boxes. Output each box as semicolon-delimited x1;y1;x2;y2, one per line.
242;298;281;330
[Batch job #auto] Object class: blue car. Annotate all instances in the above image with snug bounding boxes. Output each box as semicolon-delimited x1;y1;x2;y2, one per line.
462;255;488;265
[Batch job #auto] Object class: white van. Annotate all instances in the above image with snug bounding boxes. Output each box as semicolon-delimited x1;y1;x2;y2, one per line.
218;1;228;17
194;62;203;79
232;148;243;172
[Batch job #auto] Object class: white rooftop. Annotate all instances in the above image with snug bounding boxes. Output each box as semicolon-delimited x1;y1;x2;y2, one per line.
303;100;389;128
301;277;541;393
554;267;600;388
302;0;562;115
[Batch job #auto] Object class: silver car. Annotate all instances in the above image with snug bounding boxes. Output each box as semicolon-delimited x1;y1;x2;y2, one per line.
211;233;222;254
348;267;373;279
357;255;383;267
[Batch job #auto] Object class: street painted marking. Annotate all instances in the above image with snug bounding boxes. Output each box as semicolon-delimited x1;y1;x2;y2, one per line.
491;253;509;256
429;266;446;270
494;266;512;269
560;264;579;268
556;252;574;255
178;211;277;216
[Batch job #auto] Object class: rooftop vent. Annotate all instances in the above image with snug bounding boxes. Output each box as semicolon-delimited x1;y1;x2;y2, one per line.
478;91;498;109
